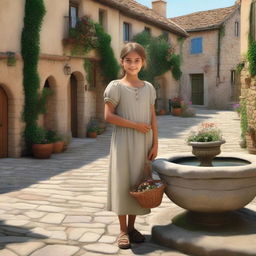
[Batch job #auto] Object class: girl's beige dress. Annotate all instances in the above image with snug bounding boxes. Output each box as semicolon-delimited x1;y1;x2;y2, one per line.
104;80;156;215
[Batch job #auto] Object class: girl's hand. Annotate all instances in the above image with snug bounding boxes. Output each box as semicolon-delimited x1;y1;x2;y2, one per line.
148;144;158;161
134;122;151;133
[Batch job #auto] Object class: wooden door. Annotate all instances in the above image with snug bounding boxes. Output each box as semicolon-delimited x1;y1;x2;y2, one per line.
191;74;204;105
0;86;8;157
70;75;78;137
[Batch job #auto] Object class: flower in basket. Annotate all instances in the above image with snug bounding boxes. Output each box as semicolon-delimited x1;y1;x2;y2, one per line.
136;180;158;192
186;122;223;143
170;97;182;108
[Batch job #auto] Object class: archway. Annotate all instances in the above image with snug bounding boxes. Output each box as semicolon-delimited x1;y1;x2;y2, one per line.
43;76;57;130
0;85;8;158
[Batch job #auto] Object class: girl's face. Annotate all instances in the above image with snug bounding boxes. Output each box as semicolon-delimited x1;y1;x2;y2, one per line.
121;51;144;76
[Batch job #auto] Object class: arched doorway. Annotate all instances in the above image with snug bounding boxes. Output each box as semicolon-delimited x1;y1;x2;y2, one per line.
43;77;56;130
0;86;8;158
70;74;78;137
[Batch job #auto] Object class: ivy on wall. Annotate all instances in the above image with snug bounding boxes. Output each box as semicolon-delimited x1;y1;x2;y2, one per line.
21;0;46;151
133;31;182;85
67;16;119;85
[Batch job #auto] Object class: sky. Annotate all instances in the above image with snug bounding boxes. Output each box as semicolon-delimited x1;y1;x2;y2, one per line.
136;0;236;17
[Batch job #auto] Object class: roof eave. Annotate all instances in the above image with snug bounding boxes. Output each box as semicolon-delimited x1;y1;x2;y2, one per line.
92;0;188;37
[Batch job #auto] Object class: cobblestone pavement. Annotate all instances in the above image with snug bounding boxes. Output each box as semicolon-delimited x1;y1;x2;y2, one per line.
0;109;253;256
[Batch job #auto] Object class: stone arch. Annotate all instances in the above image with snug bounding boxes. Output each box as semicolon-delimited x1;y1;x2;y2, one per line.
68;71;85;138
42;76;57;131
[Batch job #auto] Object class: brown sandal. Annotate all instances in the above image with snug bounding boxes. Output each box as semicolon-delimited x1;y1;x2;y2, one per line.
117;233;131;249
128;229;145;243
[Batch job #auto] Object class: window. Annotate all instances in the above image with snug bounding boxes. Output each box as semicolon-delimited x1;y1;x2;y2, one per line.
250;1;256;41
235;21;239;37
123;22;131;42
162;30;169;40
69;3;78;28
191;37;203;54
144;27;151;35
231;70;236;85
99;9;107;31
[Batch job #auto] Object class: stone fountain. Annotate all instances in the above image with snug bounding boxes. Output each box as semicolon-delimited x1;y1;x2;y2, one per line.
151;152;256;256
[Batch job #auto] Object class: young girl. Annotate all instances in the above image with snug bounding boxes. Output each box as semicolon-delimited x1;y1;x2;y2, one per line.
104;42;158;249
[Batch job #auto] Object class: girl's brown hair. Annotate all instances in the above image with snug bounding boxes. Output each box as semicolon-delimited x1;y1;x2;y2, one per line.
120;42;147;68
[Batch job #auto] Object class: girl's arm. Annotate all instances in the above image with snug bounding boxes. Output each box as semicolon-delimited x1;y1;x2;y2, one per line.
148;104;158;160
104;102;151;133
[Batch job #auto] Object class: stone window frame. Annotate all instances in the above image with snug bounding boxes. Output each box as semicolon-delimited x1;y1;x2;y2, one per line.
251;0;256;41
123;22;132;42
235;21;239;37
69;1;79;28
190;37;203;55
99;8;108;32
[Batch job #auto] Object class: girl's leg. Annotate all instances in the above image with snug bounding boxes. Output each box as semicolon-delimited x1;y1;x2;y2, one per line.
118;215;128;233
128;215;136;231
128;215;145;243
117;215;130;249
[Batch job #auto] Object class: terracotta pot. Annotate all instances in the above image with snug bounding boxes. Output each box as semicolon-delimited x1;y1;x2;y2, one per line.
32;143;53;159
53;141;65;153
87;132;97;138
158;109;166;115
246;135;256;154
171;108;182;116
188;140;226;166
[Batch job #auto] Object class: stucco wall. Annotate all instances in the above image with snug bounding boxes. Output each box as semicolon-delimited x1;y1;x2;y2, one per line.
0;0;25;52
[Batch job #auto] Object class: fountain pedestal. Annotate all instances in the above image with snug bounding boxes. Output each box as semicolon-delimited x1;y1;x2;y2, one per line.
152;152;256;256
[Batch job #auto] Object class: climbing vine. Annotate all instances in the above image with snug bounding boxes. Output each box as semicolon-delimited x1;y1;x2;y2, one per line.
240;99;248;147
248;40;256;77
133;31;182;85
21;0;46;151
66;16;119;84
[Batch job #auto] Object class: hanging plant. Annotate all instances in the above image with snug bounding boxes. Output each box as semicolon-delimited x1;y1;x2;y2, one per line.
64;16;98;55
21;0;46;152
64;16;119;83
94;23;120;83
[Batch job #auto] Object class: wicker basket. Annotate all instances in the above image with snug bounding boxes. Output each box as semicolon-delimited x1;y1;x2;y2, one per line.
130;180;166;209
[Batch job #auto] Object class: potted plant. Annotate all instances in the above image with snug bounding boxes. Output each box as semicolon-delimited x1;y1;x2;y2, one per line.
87;126;98;138
46;130;65;153
246;127;256;154
31;126;53;159
186;122;225;166
170;97;182;116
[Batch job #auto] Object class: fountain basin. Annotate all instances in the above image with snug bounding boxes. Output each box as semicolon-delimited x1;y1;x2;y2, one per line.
153;153;256;212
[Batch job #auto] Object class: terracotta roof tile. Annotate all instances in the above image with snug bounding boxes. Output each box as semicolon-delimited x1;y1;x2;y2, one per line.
93;0;188;36
170;5;238;32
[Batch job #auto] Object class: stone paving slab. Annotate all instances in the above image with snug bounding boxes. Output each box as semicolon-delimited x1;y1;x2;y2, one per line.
0;109;253;256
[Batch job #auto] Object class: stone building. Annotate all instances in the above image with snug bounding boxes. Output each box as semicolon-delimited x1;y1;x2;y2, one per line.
240;0;256;134
171;4;241;109
0;0;186;158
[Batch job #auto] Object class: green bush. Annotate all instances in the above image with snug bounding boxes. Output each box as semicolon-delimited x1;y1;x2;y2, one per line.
21;0;46;151
133;31;182;84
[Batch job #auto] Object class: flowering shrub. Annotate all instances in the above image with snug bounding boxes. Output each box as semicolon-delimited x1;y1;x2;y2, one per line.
187;122;223;142
64;16;98;54
170;97;182;108
232;103;241;114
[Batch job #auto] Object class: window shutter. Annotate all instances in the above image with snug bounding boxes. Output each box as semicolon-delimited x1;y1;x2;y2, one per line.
191;38;203;54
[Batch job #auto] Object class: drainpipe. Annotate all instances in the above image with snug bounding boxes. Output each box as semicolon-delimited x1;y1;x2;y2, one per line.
217;28;221;86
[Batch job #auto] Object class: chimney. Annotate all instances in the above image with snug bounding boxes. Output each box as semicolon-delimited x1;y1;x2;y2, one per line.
152;0;167;17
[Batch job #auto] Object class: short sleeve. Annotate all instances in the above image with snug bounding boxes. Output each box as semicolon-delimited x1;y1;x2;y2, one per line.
103;81;120;107
148;82;156;105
